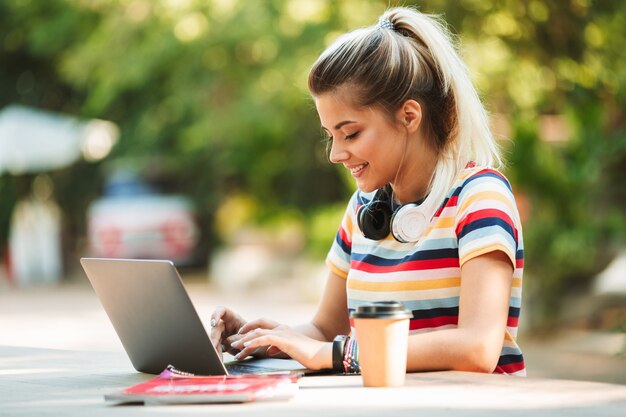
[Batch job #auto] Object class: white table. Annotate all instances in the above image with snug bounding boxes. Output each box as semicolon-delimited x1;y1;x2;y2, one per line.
1;345;625;417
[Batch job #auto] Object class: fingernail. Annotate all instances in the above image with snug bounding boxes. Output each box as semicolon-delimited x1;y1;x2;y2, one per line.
210;318;217;327
243;341;251;347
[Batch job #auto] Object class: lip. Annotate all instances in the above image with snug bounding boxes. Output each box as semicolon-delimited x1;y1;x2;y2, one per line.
346;163;368;178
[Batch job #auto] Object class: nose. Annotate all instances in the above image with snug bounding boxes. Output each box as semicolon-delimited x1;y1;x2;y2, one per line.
329;139;349;164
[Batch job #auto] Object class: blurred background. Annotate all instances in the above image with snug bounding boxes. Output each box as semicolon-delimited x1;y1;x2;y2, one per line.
0;0;625;383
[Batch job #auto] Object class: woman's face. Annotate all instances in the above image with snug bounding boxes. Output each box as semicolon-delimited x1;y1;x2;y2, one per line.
315;92;407;194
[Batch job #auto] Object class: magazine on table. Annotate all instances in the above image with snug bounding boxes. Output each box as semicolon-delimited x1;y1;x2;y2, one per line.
105;365;300;405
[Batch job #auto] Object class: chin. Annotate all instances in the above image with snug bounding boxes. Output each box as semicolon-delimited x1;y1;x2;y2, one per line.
355;182;379;194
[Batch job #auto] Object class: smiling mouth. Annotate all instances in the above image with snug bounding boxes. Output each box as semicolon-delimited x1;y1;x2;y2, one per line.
349;163;368;175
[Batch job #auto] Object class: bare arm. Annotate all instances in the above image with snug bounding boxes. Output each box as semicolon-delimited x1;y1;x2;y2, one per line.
405;250;513;373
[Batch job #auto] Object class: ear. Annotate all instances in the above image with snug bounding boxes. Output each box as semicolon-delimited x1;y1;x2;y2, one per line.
396;99;422;133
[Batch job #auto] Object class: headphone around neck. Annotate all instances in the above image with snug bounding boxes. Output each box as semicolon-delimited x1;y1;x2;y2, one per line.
356;186;434;243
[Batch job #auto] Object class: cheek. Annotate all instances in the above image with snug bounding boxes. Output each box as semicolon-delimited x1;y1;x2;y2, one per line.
366;135;398;165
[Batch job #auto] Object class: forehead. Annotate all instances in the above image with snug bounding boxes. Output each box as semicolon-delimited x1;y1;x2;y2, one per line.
314;90;356;112
315;91;377;127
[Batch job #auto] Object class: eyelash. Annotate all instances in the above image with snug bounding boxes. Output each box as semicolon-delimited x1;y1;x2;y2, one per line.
323;132;359;143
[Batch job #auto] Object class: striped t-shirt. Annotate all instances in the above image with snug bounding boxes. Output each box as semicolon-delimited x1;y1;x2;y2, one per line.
326;164;526;376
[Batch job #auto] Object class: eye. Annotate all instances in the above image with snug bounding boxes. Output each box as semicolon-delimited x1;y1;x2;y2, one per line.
345;131;359;141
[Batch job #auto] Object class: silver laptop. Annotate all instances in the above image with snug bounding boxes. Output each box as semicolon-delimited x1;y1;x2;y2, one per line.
80;257;311;375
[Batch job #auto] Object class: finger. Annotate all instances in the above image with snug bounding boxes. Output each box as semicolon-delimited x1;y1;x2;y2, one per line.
267;345;287;358
224;311;247;336
223;334;244;356
210;305;227;324
234;343;267;361
209;319;225;345
243;334;279;350
234;334;281;360
236;343;281;361
211;307;247;338
238;318;279;334
231;331;271;360
225;333;246;345
225;346;242;357
211;321;227;358
230;327;269;350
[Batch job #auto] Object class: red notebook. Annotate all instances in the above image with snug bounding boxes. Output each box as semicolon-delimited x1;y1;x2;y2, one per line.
105;366;300;405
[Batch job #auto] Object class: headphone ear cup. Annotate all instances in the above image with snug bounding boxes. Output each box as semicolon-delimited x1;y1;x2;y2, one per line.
391;203;428;243
357;200;393;241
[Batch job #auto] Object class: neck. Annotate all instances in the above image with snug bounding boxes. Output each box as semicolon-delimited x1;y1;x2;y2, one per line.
390;134;438;205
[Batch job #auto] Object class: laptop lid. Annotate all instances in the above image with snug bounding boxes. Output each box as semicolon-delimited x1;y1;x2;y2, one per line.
81;258;228;375
81;257;314;376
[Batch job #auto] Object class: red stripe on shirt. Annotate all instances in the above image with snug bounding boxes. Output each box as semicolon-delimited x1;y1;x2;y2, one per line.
445;195;459;208
455;208;517;239
495;360;526;375
351;257;459;273
507;316;519;327
410;316;458;330
338;225;351;248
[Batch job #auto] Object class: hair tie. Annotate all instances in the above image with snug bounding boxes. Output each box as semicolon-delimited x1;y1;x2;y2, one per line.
378;17;394;31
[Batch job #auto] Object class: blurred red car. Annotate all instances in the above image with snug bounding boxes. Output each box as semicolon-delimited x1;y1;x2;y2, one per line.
87;170;200;265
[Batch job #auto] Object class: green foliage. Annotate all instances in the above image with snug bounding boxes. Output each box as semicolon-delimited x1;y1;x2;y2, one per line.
463;0;626;323
508;115;626;322
1;0;625;323
306;203;346;260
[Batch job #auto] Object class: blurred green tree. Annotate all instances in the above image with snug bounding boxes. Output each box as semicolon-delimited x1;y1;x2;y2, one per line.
1;0;624;324
446;0;626;323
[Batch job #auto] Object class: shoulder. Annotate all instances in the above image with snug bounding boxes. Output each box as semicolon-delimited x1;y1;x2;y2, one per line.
453;165;514;202
449;165;520;223
460;166;512;191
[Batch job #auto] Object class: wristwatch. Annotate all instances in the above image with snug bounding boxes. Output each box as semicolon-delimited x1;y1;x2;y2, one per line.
332;335;349;372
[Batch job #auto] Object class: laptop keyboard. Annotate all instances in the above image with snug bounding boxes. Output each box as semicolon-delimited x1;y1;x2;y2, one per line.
225;362;291;375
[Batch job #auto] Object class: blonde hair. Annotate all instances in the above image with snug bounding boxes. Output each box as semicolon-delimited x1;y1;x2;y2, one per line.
308;7;501;210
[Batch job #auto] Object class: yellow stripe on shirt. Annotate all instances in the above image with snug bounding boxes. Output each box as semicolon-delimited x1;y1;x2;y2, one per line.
348;276;461;292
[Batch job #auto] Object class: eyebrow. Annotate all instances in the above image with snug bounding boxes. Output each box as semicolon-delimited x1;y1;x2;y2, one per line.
321;120;357;131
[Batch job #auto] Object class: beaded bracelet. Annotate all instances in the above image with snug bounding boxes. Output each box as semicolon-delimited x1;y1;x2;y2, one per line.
342;336;361;374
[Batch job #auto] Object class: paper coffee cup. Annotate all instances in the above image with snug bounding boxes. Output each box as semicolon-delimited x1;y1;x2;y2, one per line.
350;301;411;387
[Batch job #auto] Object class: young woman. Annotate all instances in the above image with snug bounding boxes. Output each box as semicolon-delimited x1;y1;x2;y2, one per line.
210;6;525;376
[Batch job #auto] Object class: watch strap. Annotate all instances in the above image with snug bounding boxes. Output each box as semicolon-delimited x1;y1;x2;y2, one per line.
332;335;349;372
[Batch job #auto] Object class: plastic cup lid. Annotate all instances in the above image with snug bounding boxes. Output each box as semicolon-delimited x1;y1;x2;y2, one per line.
350;301;412;319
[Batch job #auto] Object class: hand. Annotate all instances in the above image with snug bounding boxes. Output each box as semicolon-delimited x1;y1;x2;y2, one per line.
230;324;333;371
209;306;247;357
226;318;287;359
